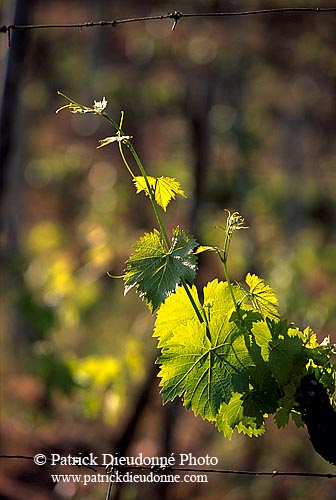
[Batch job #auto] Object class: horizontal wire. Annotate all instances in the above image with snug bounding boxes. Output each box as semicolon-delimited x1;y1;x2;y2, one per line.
1;455;335;478
1;7;335;34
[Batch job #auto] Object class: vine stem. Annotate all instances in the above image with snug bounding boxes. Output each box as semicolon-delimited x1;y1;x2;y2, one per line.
101;112;170;249
127;143;170;249
222;226;238;311
101;110;206;323
56;94;205;323
222;258;238;311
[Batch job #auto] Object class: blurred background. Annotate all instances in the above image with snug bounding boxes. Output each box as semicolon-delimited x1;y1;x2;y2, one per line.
1;0;335;499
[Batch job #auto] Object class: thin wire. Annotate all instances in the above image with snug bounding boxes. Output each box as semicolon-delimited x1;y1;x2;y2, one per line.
1;7;335;34
0;455;335;478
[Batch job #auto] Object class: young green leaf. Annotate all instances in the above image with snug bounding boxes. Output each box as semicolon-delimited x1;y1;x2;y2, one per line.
216;393;265;438
157;280;252;421
267;320;308;386
124;227;198;312
133;176;186;211
245;273;279;319
154;284;203;346
195;245;222;255
97;135;132;148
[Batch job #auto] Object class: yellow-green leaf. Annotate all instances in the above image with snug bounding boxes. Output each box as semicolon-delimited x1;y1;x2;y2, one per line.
133;176;186;211
157;280;252;420
195;245;221;254
245;273;279;319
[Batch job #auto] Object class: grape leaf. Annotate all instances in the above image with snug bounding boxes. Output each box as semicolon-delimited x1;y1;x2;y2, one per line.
251;320;272;361
291;412;304;428
230;309;263;339
274;407;290;428
242;366;279;423
216;393;265;438
124;227;198;312
245;273;279;319
252;319;308;387
302;326;319;348
303;328;334;367
274;383;298;428
275;405;304;429
154;284;202;346
200;279;245;325
236;420;266;437
267;320;308;386
134;176;186;211
157;280;253;421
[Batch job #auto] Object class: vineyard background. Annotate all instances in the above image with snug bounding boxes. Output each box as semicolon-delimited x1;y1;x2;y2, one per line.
1;0;336;499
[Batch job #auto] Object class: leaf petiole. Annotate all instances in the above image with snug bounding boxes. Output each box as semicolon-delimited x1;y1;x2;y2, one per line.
181;279;205;326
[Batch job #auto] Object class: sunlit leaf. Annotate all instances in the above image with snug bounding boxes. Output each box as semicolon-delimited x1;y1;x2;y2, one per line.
245;273;279;319
267;320;308;386
154;284;202;345
195;245;222;254
124;226;198;312
157;280;252;420
303;326;319;348
251;321;272;361
216;393;265;438
134;176;186;211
